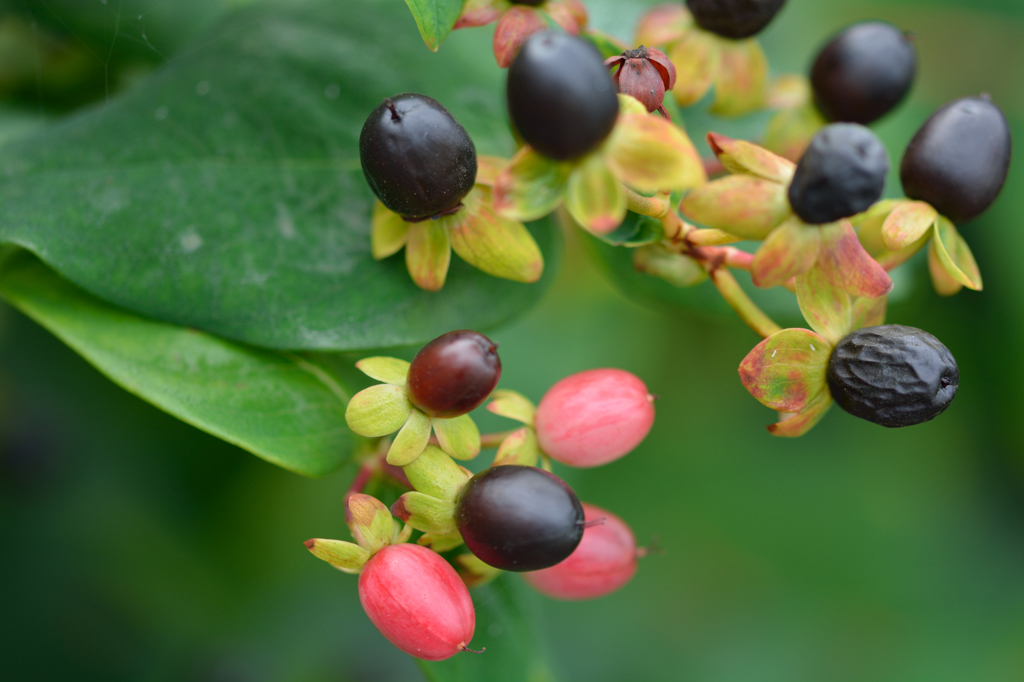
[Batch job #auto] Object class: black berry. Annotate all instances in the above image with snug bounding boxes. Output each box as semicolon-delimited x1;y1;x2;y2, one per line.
455;465;585;572
810;21;916;125
510;0;544;4
686;0;787;40
827;325;959;428
787;123;889;225
900;96;1011;224
406;330;501;419
359;93;477;220
507;32;619;161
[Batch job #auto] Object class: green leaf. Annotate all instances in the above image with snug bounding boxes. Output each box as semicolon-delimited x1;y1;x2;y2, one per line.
404;0;464;51
0;249;357;477
419;574;556;682
0;0;561;351
591;210;665;248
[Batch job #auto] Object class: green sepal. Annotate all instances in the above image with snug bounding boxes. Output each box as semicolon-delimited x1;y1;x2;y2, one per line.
456;552;503;588
738;328;831;414
371;201;409;259
582;28;630;60
405;218;452;292
881;200;937;251
303;538;372;574
604;109;707;193
391;492;457;536
487;389;537;425
591;211;665;247
632;243;708;288
706;132;795;184
403;444;471;501
564;153;628;235
668;28;718;107
751;216;820;288
492;426;540;467
710;37;768;117
680;174;790;240
795;264;852;346
355;356;410;386
433;413;481;460
851;295;887;331
767;390;834;438
930;217;982;294
494;146;573;222
345;493;398;555
417;530;465;553
762;100;826;163
344;384;412;438
447;186;544;283
386;407;432;466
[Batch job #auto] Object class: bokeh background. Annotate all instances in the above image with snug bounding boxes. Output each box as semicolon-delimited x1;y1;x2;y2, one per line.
2;0;1024;680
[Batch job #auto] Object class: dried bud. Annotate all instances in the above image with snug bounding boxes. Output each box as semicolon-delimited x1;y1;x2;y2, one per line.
605;46;676;118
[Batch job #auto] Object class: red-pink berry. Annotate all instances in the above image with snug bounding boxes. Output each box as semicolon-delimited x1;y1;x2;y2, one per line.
523;503;638;600
534;368;655;467
358;544;476;661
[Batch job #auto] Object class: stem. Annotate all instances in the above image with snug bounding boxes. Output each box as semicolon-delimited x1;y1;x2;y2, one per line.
345;460;377;499
624;187;668;218
480;429;517;449
702;246;753;271
707;266;782;338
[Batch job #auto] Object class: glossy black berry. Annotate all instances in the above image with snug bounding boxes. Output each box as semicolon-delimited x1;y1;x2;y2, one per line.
787;123;889;224
406;330;501;419
455;465;585;572
686;0;787;40
900;96;1011;224
827;325;959;428
507;32;619;161
359;93;477;220
810;21;916;125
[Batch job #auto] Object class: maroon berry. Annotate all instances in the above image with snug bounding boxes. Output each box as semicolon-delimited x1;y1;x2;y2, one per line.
686;0;787;40
358;544;476;661
406;330;501;419
900;96;1011;224
534;368;655;468
810;21;916;125
507;32;619;161
455;465;585;572
359;93;477;220
523;503;638;600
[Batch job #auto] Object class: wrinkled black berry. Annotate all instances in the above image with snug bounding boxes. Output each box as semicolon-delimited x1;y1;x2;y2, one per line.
827;325;959;428
507;32;619;161
359;93;477;220
787;123;889;224
455;465;585;572
407;330;501;419
900;96;1011;224
811;21;916;125
686;0;787;40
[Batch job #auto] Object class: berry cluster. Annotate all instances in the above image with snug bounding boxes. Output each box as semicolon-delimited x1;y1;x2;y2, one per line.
310;331;655;659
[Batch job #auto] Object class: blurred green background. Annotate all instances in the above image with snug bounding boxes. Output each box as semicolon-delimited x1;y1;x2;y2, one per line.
2;0;1024;680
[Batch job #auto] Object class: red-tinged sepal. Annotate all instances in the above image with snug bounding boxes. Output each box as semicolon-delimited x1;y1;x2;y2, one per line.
454;0;506;29
487;389;537;425
634;3;691;47
817;221;893;298
751;216;820;288
304;538;372;574
405;219;451;292
767;390;834;438
494;146;573;222
447;187;544;282
710;38;768;117
475;155;507;187
930;216;982;294
762;101;827;163
558;0;589;30
706;133;795;184
882;200;938;251
346;493;399;555
545;1;585;35
738;328;832;414
604;103;706;193
851;295;887;330
391;491;458;536
632;243;708;287
403;444;472;502
854;201;927;271
795;264;852;345
680;175;790;240
767;74;811;110
493;6;546;68
565;153;628;234
492;426;540;467
668;29;718;107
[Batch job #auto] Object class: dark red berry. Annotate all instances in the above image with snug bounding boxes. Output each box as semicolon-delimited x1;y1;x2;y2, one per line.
686;0;787;40
358;544;476;660
810;21;916;125
406;330;501;419
827;325;959;428
900;96;1011;224
510;0;544;5
359;93;477;220
455;465;585;572
787;123;889;225
507;31;619;161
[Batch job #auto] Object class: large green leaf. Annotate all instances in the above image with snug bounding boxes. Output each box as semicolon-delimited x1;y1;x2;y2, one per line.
404;0;465;51
419;574;556;682
0;0;559;351
0;248;360;477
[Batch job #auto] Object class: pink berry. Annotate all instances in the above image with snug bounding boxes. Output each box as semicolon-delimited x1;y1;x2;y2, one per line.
534;368;655;467
358;544;476;661
523;503;638;600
